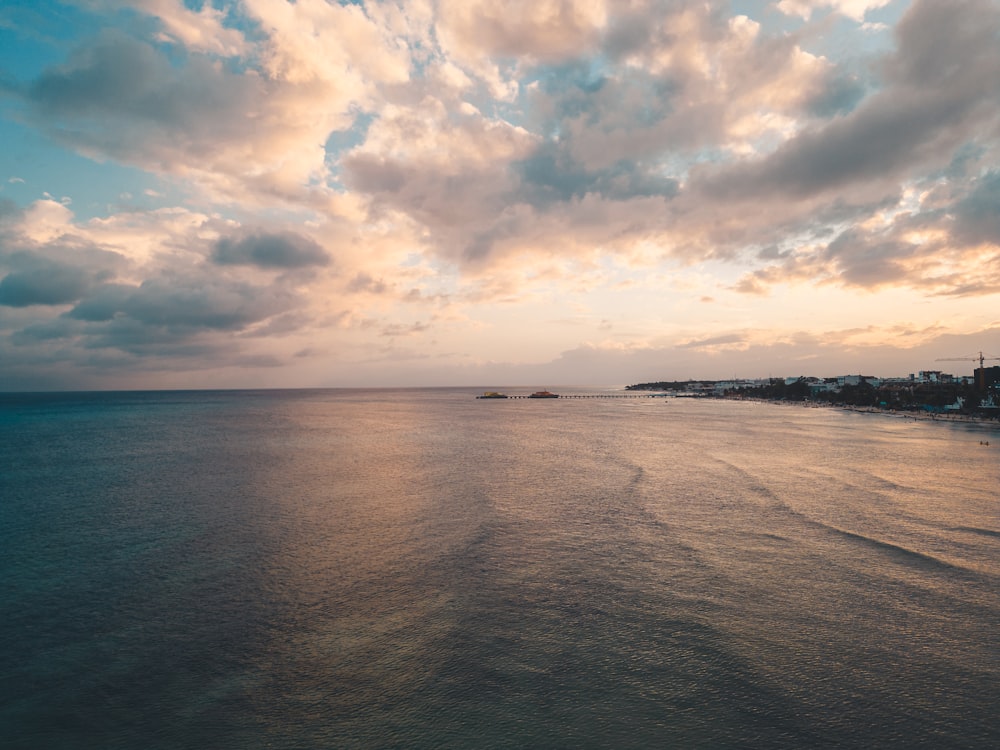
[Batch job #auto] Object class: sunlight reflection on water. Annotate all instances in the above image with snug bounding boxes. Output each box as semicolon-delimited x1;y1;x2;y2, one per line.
2;390;998;748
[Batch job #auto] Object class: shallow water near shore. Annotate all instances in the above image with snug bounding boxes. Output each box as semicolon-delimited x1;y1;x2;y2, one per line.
2;388;998;748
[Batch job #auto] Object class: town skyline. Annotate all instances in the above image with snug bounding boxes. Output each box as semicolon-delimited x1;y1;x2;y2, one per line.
2;1;999;391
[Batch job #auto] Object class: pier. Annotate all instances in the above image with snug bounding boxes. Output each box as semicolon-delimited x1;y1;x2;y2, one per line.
484;394;668;399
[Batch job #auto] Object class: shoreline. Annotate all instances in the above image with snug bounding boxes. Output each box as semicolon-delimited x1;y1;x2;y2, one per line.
734;397;1000;429
838;404;1000;428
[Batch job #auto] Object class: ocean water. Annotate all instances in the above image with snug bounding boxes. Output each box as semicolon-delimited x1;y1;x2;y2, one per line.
1;387;998;749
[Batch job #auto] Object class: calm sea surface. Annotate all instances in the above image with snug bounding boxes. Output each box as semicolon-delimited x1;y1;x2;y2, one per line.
1;388;998;749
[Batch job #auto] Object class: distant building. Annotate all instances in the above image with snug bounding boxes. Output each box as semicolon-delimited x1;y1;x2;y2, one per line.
809;379;839;395
713;379;770;393
917;370;954;384
975;366;1000;392
836;374;880;387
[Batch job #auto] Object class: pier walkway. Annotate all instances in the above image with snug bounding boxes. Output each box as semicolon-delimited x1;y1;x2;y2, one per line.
485;394;666;400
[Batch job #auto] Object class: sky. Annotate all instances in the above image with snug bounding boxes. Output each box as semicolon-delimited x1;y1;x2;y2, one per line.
0;0;998;390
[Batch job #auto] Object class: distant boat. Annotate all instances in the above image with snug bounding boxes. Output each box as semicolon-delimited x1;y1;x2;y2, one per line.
528;390;559;399
477;391;509;399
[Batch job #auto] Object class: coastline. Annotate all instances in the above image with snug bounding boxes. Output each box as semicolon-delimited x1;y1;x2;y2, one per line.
742;397;1000;429
839;404;1000;428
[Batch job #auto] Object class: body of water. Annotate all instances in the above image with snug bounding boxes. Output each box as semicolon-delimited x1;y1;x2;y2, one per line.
2;388;998;748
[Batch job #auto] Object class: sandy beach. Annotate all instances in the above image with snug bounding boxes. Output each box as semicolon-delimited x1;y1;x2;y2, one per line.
732;397;1000;430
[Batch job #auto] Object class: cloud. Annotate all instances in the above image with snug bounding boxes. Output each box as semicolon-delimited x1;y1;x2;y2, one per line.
728;160;1000;297
63;283;133;322
693;0;1000;202
143;0;248;56
340;99;535;263
694;87;966;201
775;1;893;22
380;321;430;337
0;235;124;307
24;32;267;170
347;272;390;294
952;170;1000;247
333;0;1000;309
335;2;871;274
8;272;299;342
677;332;749;350
6;271;308;373
212;231;330;269
0;198;21;221
2;0;999;389
12;1;911;279
436;0;607;65
529;324;1000;384
805;72;866;118
0;201;330;380
0;261;94;307
823;230;918;288
245;0;410;86
14;2;409;204
513;141;680;205
521;7;839;165
117;276;295;331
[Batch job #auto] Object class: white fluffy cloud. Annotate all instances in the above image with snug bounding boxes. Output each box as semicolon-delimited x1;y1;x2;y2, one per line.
775;0;893;21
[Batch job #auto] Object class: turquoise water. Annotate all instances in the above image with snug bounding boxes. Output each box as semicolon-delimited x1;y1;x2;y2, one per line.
2;389;998;748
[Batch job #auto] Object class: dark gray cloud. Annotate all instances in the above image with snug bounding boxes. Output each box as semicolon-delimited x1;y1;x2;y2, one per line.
21;30;262;166
824;230;918;288
76;317;239;356
212;231;330;269
513;142;680;205
28;30;258;122
0;260;94;307
0;240;127;308
692;0;1000;201
0;214;323;381
531;58;673;126
883;0;1000;90
28;31;163;117
805;72;866;118
695;87;975;200
18;269;306;363
522;59;684;163
343;150;516;246
4;271;303;368
952;170;1000;246
117;277;295;331
936;143;986;180
65;283;134;321
601;10;653;60
736;164;1000;296
10;317;80;345
0;198;22;222
343;154;408;195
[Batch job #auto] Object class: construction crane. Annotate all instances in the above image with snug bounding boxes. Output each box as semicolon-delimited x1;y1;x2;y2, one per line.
935;351;1000;369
